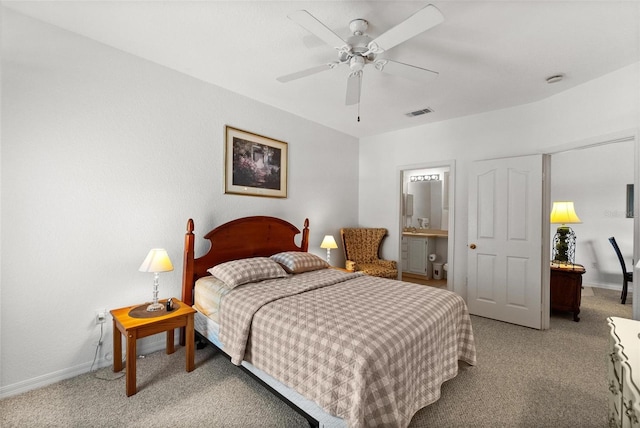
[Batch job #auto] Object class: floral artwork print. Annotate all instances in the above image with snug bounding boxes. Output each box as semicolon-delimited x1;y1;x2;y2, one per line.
232;138;282;190
224;126;288;198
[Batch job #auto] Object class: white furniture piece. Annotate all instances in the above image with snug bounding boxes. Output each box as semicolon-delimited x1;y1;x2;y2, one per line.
608;317;640;427
402;236;436;277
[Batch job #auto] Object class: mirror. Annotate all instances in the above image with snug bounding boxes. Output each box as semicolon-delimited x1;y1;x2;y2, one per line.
403;167;449;230
408;181;442;229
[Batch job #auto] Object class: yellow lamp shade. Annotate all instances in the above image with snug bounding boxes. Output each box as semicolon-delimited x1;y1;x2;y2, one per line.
550;202;582;225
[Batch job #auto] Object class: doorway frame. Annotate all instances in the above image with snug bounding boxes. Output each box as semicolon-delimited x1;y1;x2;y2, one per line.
544;128;639;320
398;160;456;290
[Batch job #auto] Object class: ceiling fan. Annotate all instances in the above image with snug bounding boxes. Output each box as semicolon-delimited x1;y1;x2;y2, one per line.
277;4;445;109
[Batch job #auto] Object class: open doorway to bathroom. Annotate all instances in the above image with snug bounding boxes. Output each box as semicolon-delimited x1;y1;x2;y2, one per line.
399;162;455;289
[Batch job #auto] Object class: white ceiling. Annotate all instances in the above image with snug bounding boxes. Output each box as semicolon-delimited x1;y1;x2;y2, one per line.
4;0;640;138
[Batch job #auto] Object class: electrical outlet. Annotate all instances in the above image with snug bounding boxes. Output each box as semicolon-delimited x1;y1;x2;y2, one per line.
95;309;107;325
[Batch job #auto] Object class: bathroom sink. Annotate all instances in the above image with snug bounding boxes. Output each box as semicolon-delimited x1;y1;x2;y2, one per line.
402;229;448;237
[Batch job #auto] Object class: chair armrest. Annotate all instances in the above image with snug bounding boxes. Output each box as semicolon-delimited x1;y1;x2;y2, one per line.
376;259;397;269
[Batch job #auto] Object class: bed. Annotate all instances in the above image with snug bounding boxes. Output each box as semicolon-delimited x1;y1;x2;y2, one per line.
180;216;476;428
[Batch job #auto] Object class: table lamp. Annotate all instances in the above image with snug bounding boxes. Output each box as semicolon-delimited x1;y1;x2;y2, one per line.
550;201;582;264
320;235;338;264
139;248;174;311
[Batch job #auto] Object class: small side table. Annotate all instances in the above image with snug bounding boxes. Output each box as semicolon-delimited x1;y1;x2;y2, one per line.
550;262;586;322
110;298;196;396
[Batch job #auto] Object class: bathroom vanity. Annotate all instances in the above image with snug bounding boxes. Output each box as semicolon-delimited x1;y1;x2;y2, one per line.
401;229;448;279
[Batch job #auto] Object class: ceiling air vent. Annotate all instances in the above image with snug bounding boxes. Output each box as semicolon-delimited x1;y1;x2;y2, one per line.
405;107;433;117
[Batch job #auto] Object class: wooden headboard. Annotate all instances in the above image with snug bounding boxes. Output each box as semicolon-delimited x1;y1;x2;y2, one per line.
181;216;310;306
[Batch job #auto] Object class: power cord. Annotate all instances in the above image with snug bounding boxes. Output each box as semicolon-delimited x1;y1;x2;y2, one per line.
90;321;104;373
91;321;125;381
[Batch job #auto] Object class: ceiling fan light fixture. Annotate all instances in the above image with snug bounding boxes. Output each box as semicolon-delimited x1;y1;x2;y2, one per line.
349;55;365;72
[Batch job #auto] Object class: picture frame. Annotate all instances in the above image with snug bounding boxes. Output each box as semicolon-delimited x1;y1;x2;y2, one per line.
627;184;634;218
224;126;288;198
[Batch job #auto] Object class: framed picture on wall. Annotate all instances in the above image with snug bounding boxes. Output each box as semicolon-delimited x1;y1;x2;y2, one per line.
627;184;634;218
224;126;288;198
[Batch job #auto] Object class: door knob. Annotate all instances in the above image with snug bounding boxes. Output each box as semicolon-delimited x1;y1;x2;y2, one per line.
469;244;477;249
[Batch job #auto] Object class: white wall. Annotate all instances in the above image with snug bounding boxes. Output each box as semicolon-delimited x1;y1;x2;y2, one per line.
0;9;358;396
551;141;635;289
359;62;640;299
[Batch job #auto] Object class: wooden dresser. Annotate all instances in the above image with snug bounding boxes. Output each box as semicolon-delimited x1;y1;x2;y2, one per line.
550;262;585;322
607;317;640;427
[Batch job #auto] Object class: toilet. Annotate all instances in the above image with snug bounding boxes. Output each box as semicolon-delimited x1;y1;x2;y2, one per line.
443;263;448;279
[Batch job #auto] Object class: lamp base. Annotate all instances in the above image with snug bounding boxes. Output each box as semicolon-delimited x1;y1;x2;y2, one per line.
552;225;576;265
146;302;165;312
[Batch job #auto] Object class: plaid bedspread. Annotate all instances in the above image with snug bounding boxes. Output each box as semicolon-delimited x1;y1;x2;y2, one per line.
219;269;476;428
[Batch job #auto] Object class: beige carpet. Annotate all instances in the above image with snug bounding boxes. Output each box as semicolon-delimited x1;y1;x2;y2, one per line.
0;288;633;428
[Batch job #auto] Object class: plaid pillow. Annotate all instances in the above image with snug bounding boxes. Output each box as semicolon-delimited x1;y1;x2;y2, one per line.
271;251;329;274
208;257;288;289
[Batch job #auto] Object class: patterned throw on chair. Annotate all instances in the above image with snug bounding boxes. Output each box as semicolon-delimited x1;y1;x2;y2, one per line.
340;228;398;279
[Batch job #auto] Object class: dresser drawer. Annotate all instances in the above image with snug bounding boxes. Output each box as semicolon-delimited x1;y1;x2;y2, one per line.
609;344;623;427
608;318;640;428
621;371;640;427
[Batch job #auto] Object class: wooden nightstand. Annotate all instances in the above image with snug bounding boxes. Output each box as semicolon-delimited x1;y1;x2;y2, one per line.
110;298;196;396
550;263;586;322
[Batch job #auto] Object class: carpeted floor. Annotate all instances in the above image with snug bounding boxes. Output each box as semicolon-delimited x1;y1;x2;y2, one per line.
0;287;633;427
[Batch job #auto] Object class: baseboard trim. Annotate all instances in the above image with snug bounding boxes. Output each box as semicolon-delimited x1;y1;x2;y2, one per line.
582;282;630;293
0;335;168;399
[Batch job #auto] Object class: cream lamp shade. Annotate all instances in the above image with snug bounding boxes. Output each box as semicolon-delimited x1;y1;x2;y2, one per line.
139;249;174;273
139;249;173;311
320;235;338;249
550;201;582;224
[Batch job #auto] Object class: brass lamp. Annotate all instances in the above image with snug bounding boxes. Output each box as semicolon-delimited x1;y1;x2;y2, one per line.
139;249;174;311
550;202;582;264
320;235;338;264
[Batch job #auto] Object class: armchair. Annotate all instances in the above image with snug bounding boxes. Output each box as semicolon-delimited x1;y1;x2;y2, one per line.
340;228;398;279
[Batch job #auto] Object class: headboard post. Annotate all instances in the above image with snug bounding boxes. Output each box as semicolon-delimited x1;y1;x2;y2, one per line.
180;219;195;346
301;218;310;251
182;218;195;306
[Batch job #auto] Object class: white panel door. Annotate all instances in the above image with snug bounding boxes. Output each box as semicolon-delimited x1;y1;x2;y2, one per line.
467;155;545;329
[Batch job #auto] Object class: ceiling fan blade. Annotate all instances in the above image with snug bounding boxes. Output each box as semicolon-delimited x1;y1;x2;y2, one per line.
367;4;444;54
288;10;348;49
375;59;438;83
277;63;337;83
345;72;362;105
